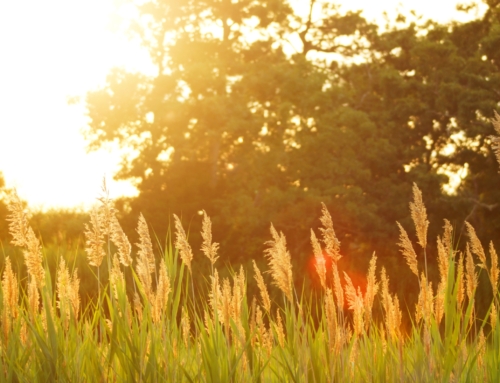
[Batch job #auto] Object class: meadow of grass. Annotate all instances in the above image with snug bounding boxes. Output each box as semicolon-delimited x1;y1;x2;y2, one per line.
0;183;498;382
1;113;500;382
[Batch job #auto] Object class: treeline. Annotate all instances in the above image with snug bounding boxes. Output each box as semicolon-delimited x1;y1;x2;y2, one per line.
3;1;500;305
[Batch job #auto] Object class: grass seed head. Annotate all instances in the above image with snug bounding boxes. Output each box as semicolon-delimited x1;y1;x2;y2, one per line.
264;224;293;303
489;241;499;294
96;178;114;236
319;203;341;262
253;261;271;313
56;257;70;313
416;273;433;325
173;214;193;274
465;222;487;268
397;222;419;278
465;244;478;300
457;252;465;307
2;257;18;320
6;191;30;247
85;207;106;268
311;229;326;289
28;277;39;319
275;309;285;348
209;269;222;320
201;210;219;266
110;254;124;300
111;215;132;267
364;253;378;327
153;260;170;323
410;183;429;249
325;288;337;351
332;262;344;312
136;214;156;300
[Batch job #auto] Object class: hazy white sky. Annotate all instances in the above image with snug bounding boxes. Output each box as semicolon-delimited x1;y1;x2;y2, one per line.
0;0;486;210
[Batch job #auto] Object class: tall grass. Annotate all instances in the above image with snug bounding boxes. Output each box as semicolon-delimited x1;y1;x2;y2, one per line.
0;185;497;382
1;113;500;381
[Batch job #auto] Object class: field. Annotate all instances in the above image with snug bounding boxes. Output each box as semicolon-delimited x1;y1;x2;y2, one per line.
0;178;499;383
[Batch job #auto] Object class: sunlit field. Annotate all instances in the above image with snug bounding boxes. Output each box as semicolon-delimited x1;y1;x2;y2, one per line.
2;1;500;380
1;113;500;381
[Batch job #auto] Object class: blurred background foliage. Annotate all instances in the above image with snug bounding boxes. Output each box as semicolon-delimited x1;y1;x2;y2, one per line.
2;0;500;316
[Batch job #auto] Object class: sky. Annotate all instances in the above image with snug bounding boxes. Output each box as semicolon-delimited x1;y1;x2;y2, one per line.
0;0;487;210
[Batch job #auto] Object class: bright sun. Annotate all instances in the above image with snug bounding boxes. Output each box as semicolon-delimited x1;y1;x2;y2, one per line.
0;0;486;210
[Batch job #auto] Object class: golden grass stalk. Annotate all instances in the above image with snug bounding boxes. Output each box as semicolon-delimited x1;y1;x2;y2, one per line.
319;203;341;262
96;178;114;237
133;291;143;321
173;214;194;274
136;214;155;272
255;305;272;356
253;261;271;313
231;270;246;346
442;219;454;257
435;282;445;325
6;191;29;247
310;229;326;289
209;269;222;320
231;267;245;327
20;318;28;346
410;183;429;249
153;260;170;324
201;210;219;266
250;298;257;348
110;254;125;300
111;215;132;267
57;257;71;328
363;253;378;327
7;193;46;287
396;222;419;278
2;257;19;320
465;222;487;269
24;227;45;288
465;244;478;300
379;268;401;340
236;265;246;301
28;277;39;319
85;207;106;268
380;268;391;317
70;268;80;320
264;224;293;303
437;237;449;287
325;288;337;351
136;214;155;300
416;273;433;325
457;252;465;307
343;272;364;336
489;241;499;294
221;278;232;336
332;262;344;313
57;257;80;328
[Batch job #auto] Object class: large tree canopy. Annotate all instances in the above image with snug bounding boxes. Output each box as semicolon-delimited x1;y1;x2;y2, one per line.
84;0;500;279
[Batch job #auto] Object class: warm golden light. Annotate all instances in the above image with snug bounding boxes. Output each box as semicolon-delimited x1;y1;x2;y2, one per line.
0;0;485;209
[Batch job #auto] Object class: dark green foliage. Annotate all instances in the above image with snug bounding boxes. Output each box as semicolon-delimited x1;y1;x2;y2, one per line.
80;1;500;298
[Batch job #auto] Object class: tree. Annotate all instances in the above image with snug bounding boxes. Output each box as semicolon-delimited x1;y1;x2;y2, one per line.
84;0;377;267
84;0;500;284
